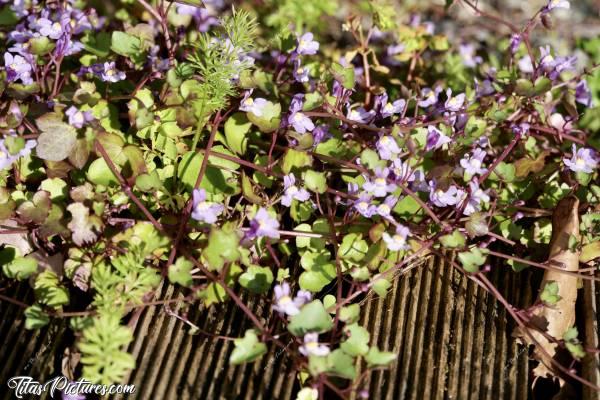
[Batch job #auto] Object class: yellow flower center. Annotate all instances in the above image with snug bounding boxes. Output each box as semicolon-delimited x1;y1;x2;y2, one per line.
379;204;390;214
393;234;405;244
287;186;298;195
576;157;586;166
358;201;368;210
380;136;389;144
244;98;254;106
279;295;292;304
306;341;319;349
296;67;304;74
52;22;61;31
375;178;386;185
293;113;304;122
384;103;394;112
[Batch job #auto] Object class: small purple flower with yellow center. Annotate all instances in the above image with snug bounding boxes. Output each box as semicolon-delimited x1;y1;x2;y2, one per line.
376;135;402;160
272;282;311;316
391;158;416;183
354;194;377;218
362;168;396;197
288;95;314;133
4;52;32;84
100;61;126;82
346;107;375;124
191;188;224;224
418;86;443;108
444;89;466;112
249;207;280;239
426;125;452;151
475;79;495;97
460;148;488;176
293;59;309;83
376;195;397;219
429;181;465;207
296;32;319;55
382;225;411;251
281;174;310;207
512;123;530;137
563;144;598;173
299;333;330;357
239;90;268;117
459;44;482;68
65;106;94;129
36;17;64;40
375;93;406;119
576;80;593;108
462;181;490;215
544;0;570;12
539;46;576;80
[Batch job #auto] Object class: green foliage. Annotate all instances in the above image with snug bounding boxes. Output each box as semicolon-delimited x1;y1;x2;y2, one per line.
79;313;135;384
34;271;70;309
230;329;268;365
288;300;333;336
540;281;561;305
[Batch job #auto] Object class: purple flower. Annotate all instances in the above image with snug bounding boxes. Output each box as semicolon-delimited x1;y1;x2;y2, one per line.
387;44;405;57
576;80;593;108
272;282;311;316
0;137;36;170
281;174;310;207
354;194;377;218
462;181;490;215
512;123;530;137
376;195;397;218
4;52;32;84
418;86;443;108
249;208;280;239
312;124;331;146
544;0;570;12
296;32;319;55
509;34;522;54
293;59;309;83
391;158;416;183
426;125;452;151
288;95;314;133
460;148;488;176
100;62;126;82
299;333;330;357
382;225;410;251
429;181;464;207
459;44;482;68
539;46;576;80
239;90;268;117
444;89;466;112
65;106;94;129
474;78;495;97
362;168;396;197
36;17;64;40
563;144;598;173
375;93;406;119
346;107;375;124
549;113;573;132
191;189;224;224
376;135;402;160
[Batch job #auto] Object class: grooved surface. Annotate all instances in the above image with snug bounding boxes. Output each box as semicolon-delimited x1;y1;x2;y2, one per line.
0;257;542;399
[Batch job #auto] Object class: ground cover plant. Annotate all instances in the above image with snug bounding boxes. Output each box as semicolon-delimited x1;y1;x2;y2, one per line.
0;0;599;398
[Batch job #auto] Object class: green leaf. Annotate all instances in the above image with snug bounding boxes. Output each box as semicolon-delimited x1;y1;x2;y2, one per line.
239;265;274;294
111;31;142;58
282;149;313;174
224;113;251;155
331;62;355;90
17;190;51;224
339;304;360;324
34;270;69;308
439;230;466;248
372;278;391;297
340;324;370;356
581;241;600;263
230;329;267;365
87;158;120;186
35;113;78;161
339;233;368;262
365;346;397;367
288;300;333;336
79;313;135;385
24;305;50;330
302;170;327;194
326;349;356;379
299;262;336;292
202;223;241;271
168;257;194;287
457;247;489;273
2;254;38;280
490;162;516;182
246;101;281;132
540;281;561;305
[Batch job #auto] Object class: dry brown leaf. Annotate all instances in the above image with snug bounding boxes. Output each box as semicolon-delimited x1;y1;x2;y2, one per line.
516;196;580;380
